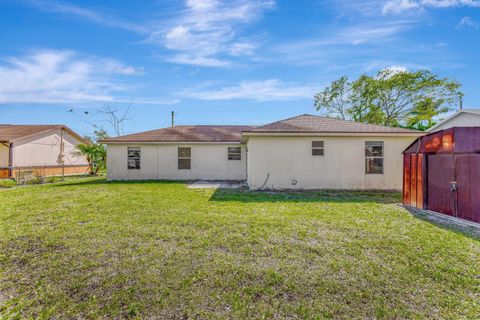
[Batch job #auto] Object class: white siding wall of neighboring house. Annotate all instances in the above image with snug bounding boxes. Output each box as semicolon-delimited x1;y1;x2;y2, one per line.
12;128;88;167
246;135;417;190
430;112;480;132
106;144;247;180
0;144;9;167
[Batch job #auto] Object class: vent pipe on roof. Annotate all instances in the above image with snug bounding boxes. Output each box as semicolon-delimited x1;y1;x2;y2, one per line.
459;92;463;110
171;111;175;127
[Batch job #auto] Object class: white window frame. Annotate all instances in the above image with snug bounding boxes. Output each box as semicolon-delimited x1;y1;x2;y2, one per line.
178;147;191;170
127;147;141;170
312;141;324;156
228;146;241;160
365;141;384;174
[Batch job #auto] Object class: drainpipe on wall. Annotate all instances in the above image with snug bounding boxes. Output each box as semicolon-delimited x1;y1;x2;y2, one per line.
245;145;248;183
60;128;65;180
8;143;13;179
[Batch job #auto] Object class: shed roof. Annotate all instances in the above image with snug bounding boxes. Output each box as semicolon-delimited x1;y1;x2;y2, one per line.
243;114;422;135
0;125;86;144
403;126;480;154
100;125;256;143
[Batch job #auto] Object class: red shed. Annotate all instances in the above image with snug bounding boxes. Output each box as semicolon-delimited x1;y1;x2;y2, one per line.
403;127;480;223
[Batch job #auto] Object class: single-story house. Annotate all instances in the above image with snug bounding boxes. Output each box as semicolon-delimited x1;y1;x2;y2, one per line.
0;125;90;179
102;114;423;190
429;109;480;132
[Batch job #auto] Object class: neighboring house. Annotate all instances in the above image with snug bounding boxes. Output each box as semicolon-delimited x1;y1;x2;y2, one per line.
102;115;423;190
428;109;480;132
0;125;90;179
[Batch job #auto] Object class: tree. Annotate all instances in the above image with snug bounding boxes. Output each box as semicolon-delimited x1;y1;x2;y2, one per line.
76;130;108;175
97;104;132;136
314;76;351;120
314;68;462;130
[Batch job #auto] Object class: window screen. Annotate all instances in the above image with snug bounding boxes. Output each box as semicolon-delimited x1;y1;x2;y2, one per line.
228;147;241;160
127;147;141;169
365;141;384;174
178;147;191;170
312;141;324;156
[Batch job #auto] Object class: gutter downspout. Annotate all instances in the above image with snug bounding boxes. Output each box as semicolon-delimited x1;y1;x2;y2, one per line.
60;128;65;180
8;143;13;178
245;144;248;184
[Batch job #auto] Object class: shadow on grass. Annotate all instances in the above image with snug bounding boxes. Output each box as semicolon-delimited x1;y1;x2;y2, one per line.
53;178;401;204
209;188;401;204
403;206;480;240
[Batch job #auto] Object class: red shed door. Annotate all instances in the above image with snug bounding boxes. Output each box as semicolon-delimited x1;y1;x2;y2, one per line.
455;154;480;223
427;155;455;217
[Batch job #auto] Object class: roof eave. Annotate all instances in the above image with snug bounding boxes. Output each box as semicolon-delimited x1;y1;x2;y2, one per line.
5;125;90;145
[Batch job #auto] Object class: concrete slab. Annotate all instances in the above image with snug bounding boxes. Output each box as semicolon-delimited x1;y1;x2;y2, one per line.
401;205;480;238
187;180;247;189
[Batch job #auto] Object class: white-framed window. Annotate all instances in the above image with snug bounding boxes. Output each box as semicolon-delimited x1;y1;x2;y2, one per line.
178;147;191;170
228;146;241;160
365;141;384;174
127;147;141;170
312;141;324;156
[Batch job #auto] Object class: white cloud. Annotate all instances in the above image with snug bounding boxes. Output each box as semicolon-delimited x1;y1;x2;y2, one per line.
457;16;479;28
166;54;231;67
229;42;257;56
101;60;145;75
27;0;273;67
384;65;409;73
178;79;315;101
149;0;274;67
276;21;412;49
337;22;413;44
375;65;410;78
382;0;419;14
0;50;144;104
269;21;413;67
28;0;145;33
382;0;480;14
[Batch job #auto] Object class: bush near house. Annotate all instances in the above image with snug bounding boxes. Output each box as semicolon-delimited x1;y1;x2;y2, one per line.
0;179;15;188
0;179;479;319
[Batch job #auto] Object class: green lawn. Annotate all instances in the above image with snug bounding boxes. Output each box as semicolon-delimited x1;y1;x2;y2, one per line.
1;178;479;319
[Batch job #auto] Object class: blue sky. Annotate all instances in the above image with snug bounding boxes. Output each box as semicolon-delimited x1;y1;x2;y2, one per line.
1;0;479;137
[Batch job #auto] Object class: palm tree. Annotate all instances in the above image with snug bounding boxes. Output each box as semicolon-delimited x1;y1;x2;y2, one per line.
76;144;106;175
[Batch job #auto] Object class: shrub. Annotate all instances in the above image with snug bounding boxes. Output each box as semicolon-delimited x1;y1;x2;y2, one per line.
0;179;16;188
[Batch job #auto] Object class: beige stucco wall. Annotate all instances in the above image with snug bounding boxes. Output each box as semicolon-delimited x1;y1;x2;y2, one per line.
246;135;418;190
0;144;9;167
430;112;480;132
12;128;88;167
106;144;247;180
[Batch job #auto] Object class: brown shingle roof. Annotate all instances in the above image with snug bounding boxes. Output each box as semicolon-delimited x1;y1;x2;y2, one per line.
101;125;256;143
0;124;88;143
0;125;60;143
244;114;422;134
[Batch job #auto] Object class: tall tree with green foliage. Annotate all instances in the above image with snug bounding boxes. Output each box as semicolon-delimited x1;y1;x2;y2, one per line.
76;130;108;175
314;68;462;130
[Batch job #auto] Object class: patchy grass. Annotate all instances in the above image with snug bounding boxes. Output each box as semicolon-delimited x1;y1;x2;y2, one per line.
0;178;479;319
